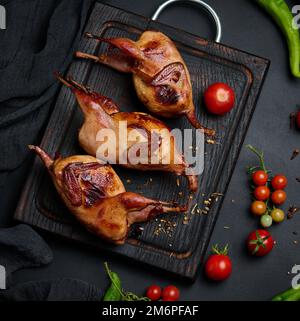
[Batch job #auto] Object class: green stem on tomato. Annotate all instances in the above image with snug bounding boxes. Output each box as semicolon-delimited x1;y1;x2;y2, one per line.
212;244;229;256
246;145;267;172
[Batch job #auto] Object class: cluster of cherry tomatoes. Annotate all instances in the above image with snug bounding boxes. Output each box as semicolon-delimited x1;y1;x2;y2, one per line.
203;146;287;283
251;171;288;227
247;144;288;228
146;285;180;301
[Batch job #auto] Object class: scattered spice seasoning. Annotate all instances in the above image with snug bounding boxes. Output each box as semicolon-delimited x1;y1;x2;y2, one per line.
191;203;198;215
206;139;216;145
211;192;224;197
192;192;224;216
153;219;177;237
183;217;189;225
290;149;300;160
287;206;300;219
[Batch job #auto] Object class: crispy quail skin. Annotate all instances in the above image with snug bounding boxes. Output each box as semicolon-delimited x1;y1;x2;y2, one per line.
76;31;215;136
55;74;199;192
29;145;185;244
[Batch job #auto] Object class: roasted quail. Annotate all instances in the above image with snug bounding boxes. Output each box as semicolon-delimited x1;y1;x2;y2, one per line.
29;145;185;244
55;73;199;192
75;30;215;136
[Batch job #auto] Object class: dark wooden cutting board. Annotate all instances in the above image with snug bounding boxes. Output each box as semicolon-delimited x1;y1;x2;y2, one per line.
14;2;269;280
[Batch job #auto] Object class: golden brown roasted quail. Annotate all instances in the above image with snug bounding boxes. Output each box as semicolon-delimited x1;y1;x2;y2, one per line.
75;30;215;136
55;74;199;192
29;145;185;244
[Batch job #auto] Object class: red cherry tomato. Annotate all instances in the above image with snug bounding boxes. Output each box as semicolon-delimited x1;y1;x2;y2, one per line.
204;82;235;115
205;245;232;281
271;175;288;190
252;170;268;186
162;285;180;301
271;190;287;205
247;229;274;257
253;186;270;201
146;285;162;301
296;111;300;129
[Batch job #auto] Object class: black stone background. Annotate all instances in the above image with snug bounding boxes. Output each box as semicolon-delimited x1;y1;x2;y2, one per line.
1;0;300;300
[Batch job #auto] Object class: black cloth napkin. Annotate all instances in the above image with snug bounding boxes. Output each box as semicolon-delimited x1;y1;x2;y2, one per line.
0;0;94;172
0;279;102;301
0;224;53;277
0;0;102;301
0;224;104;301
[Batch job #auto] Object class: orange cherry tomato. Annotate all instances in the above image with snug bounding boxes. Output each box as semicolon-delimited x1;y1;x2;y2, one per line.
251;201;267;216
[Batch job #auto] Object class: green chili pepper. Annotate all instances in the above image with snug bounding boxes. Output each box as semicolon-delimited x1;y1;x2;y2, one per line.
257;0;300;78
272;287;300;301
103;262;123;301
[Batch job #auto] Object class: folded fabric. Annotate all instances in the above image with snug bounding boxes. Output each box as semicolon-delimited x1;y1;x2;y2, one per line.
0;0;94;171
0;279;102;301
0;224;53;276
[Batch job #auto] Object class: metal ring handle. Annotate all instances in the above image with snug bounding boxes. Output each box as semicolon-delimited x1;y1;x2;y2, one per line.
151;0;222;43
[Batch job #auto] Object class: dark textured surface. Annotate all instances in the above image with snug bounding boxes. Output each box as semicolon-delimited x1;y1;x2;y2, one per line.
2;0;300;300
14;2;268;280
0;279;102;301
0;225;53;275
